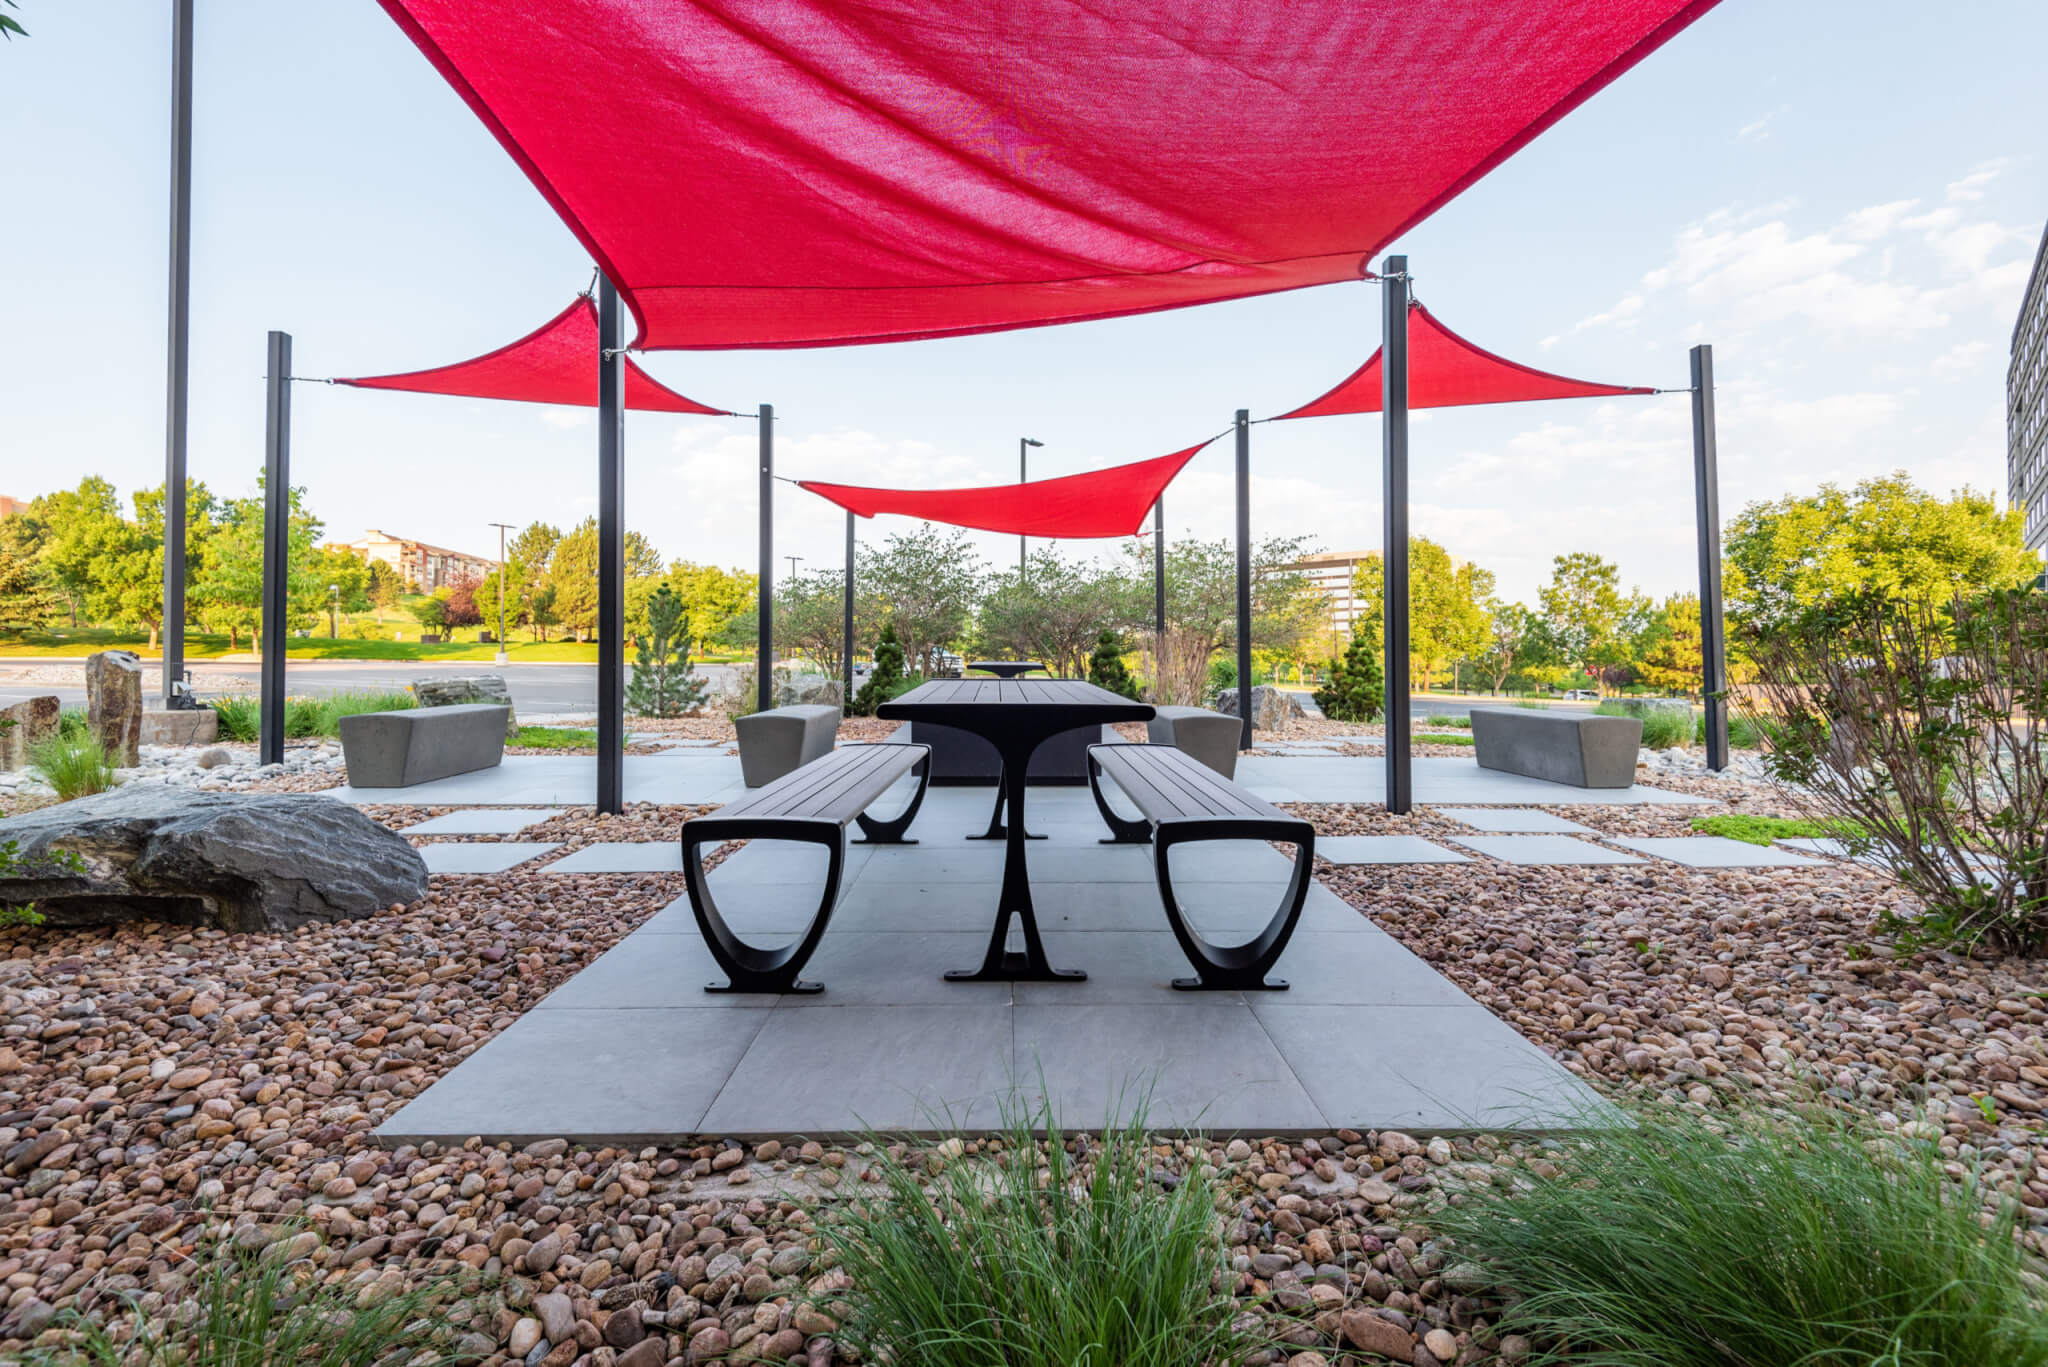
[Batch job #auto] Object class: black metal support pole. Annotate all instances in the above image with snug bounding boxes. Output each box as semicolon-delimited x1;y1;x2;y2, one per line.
1382;257;1412;815
1153;496;1166;633
1234;409;1253;749
596;277;626;814
1691;344;1729;771
1020;437;1028;575
843;510;856;706
259;331;291;766
162;0;193;705
758;404;774;712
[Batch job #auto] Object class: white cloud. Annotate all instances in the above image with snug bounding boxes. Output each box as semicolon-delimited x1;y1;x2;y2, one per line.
538;407;591;430
1930;339;1993;377
1736;105;1788;143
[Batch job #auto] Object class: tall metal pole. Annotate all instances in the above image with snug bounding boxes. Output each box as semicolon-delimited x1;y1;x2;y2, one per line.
162;0;194;705
259;331;292;767
596;277;626;814
757;404;774;713
490;521;514;665
1234;410;1253;749
1018;437;1035;575
1152;496;1166;633
1691;344;1730;771
843;510;856;707
1382;257;1413;815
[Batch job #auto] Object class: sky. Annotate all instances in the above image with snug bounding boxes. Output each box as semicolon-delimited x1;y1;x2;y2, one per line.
3;2;2045;607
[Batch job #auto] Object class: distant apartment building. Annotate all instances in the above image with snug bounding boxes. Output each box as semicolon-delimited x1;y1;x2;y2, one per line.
335;529;494;592
1294;549;1376;632
0;496;30;519
2012;219;2048;552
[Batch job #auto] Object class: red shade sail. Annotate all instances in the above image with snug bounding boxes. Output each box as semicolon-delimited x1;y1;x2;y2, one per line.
799;444;1207;538
1274;302;1655;419
378;0;1719;350
335;297;729;413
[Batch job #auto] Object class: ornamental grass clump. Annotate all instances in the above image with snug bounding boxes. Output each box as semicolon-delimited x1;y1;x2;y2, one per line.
28;731;119;801
1595;697;1692;748
820;1102;1264;1367
1432;1099;2048;1367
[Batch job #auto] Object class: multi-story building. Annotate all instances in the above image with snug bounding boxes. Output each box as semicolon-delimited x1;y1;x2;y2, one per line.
2011;219;2048;552
1293;549;1377;632
0;496;30;519
334;529;494;592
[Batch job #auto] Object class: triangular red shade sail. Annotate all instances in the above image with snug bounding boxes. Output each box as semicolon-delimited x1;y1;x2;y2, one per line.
1274;302;1655;419
799;444;1208;539
334;297;729;414
378;0;1720;350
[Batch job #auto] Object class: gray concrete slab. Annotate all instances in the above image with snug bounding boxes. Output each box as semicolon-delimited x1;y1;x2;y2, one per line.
403;808;565;834
544;842;685;874
418;841;563;874
1610;836;1821;868
1315;836;1470;865
1232;755;1713;806
1434;807;1595;834
1448;835;1646;866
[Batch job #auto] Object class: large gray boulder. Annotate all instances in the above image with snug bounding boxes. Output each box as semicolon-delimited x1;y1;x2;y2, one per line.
773;672;844;709
0;788;427;931
1212;684;1306;734
411;674;518;736
86;650;144;766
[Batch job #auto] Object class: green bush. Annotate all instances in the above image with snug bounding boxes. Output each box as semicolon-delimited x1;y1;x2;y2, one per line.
821;1102;1266;1367
1696;710;1763;749
850;622;907;716
1206;656;1237;696
1690;813;1860;846
1313;627;1383;723
56;706;89;741
29;731;119;800
24;1224;478;1367
1596;698;1693;749
210;696;258;742
1087;629;1141;700
1433;1098;2048;1367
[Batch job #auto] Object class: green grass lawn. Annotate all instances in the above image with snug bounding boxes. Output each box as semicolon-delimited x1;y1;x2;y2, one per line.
0;626;749;665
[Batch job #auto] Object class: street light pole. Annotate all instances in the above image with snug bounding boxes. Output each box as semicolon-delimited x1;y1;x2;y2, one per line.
1019;437;1042;575
489;521;514;666
786;554;803;580
328;585;338;640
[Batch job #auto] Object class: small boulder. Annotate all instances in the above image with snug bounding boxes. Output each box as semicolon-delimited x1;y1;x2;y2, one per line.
1212;683;1306;734
411;675;518;736
86;650;145;766
0;696;60;772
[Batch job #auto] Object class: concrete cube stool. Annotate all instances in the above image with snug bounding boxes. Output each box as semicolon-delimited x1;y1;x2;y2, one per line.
1469;707;1643;788
1146;705;1241;779
736;704;842;788
339;703;509;788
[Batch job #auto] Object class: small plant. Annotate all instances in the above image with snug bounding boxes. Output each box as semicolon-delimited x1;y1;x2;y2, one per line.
1698;709;1764;749
24;1223;480;1367
850;622;908;717
1433;1096;2048;1367
820;1100;1267;1367
209;695;258;742
1689;813;1855;846
56;706;89;741
1596;697;1694;749
29;731;119;801
627;584;709;718
1087;629;1141;700
1206;655;1238;698
1313;626;1383;723
1;839;87;928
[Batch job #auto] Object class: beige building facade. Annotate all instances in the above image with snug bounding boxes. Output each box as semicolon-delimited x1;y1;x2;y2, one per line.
336;529;494;592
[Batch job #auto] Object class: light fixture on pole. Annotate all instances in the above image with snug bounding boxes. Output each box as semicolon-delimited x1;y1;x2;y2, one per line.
1018;437;1043;573
489;521;514;665
785;554;804;580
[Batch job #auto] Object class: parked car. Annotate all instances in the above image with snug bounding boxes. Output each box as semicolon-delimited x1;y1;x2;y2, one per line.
1562;689;1598;701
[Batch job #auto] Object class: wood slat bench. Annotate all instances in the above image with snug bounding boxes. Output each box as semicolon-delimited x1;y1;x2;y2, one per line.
680;742;930;994
1085;742;1314;992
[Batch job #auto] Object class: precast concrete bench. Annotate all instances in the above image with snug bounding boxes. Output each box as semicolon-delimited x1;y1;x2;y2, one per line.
1086;742;1314;992
681;742;931;993
338;703;509;788
1469;707;1643;788
1145;704;1241;779
735;703;842;787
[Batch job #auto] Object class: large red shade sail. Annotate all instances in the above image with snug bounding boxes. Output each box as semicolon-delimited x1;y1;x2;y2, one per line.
1274;302;1654;419
799;444;1206;538
378;1;1719;350
335;297;728;413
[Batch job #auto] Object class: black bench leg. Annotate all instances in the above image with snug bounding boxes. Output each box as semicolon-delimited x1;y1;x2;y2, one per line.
1155;823;1314;991
854;750;931;845
969;770;1047;841
682;823;844;994
1087;751;1153;844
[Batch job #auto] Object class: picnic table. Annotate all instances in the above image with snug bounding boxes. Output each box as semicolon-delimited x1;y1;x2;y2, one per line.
966;660;1044;679
880;678;1153;981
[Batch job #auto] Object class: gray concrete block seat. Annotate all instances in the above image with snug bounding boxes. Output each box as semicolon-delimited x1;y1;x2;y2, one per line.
1468;707;1643;788
339;703;509;788
1086;742;1314;992
736;704;842;788
681;742;931;994
1146;704;1241;779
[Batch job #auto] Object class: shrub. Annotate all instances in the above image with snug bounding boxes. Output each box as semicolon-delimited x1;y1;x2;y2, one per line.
1206;656;1237;697
1433;1097;2048;1367
820;1102;1267;1367
850;623;907;716
1313;627;1383;723
1739;587;2048;954
25;1223;479;1367
56;706;88;741
1146;627;1213;707
1087;629;1141;700
1699;709;1764;749
1595;697;1692;749
210;695;258;742
29;731;119;800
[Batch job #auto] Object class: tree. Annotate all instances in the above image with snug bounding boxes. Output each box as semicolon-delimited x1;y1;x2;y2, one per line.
627;584;708;717
668;560;758;649
858;526;983;675
308;545;371;614
407;595;450;637
365;558;403;609
441;573;484;630
1122;533;1326;661
544;517;663;641
1314;626;1383;722
508;521;561;579
975;550;1130;679
774;568;866;677
29;476;124;626
1350;539;1495;691
1536;552;1650;694
1636;592;1704;697
1472;600;1537;694
0;516;59;635
1724;472;2041;631
1;1;25;41
190;478;324;651
1088;629;1141;700
850;622;907;716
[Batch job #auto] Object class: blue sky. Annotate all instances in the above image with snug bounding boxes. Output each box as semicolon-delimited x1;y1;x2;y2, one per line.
4;2;2044;605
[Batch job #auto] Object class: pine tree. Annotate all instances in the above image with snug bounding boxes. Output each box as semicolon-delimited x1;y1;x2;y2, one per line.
851;622;906;716
1087;629;1141;700
0;519;59;637
626;584;708;718
1314;626;1384;722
